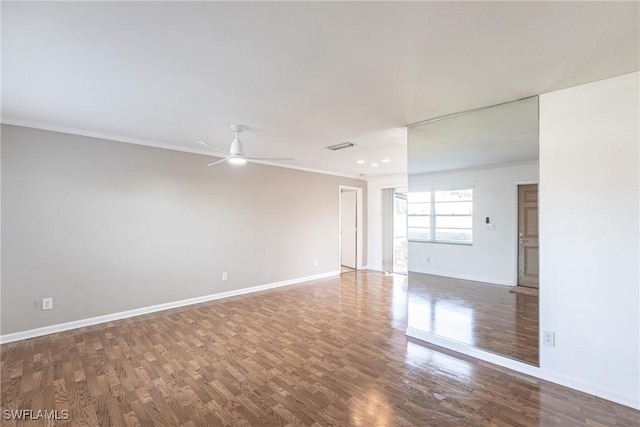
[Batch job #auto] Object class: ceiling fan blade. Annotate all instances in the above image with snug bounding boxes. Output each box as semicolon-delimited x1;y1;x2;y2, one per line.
245;156;294;161
197;141;231;156
207;157;231;166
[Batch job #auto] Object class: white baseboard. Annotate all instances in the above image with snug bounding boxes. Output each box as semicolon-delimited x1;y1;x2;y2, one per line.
408;268;514;286
0;270;340;344
406;327;640;410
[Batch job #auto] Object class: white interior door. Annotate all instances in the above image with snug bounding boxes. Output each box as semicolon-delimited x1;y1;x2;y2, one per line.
340;190;357;269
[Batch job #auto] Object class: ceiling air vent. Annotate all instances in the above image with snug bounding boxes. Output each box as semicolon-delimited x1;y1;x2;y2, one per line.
326;142;356;151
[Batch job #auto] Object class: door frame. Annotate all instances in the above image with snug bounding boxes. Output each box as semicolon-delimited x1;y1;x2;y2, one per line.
392;188;408;274
513;180;539;286
338;185;364;271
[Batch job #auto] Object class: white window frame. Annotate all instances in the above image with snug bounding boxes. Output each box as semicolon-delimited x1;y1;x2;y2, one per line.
407;188;473;245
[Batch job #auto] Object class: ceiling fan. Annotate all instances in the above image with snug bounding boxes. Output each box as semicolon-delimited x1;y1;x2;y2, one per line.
198;124;293;166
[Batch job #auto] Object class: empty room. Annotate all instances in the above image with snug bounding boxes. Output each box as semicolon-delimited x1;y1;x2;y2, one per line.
1;2;639;426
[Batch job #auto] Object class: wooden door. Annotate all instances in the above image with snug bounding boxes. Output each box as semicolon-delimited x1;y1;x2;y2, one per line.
518;184;539;288
340;191;357;269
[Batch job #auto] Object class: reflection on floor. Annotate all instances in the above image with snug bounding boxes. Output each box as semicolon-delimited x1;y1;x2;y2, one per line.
341;265;356;273
408;272;539;365
2;271;635;426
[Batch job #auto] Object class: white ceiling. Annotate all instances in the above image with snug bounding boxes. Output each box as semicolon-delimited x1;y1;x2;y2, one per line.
409;97;539;175
2;2;638;177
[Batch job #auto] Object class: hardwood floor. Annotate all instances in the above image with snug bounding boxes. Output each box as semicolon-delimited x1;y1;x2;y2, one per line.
408;273;539;365
2;271;638;426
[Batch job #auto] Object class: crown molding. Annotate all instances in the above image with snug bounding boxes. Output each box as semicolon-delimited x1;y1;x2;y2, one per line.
1;116;213;156
244;158;363;180
0;117;365;181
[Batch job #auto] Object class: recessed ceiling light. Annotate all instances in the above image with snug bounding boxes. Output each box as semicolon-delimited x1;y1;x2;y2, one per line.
356;160;366;164
371;163;379;167
382;158;391;163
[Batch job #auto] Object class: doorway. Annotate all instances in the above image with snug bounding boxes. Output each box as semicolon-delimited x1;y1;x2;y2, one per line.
339;186;363;273
382;187;408;274
518;184;539;288
393;190;408;274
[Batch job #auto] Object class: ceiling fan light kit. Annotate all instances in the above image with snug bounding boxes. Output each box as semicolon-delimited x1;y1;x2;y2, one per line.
198;124;293;167
228;156;247;165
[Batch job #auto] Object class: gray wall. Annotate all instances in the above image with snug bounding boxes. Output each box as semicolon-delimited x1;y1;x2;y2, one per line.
1;125;367;334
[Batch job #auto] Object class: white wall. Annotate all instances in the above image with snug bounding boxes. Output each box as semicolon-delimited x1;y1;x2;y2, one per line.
406;72;640;410
366;174;407;271
539;72;639;407
408;162;538;285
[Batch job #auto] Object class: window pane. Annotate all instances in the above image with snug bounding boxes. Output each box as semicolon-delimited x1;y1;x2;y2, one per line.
435;228;472;243
435;189;473;202
408;227;430;240
435;201;472;215
436;215;472;229
408;216;430;227
408;202;430;215
408;192;431;203
408;188;473;244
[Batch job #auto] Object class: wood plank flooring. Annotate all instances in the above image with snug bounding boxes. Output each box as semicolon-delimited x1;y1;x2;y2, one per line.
2;271;638;426
408;273;539;365
340;265;356;274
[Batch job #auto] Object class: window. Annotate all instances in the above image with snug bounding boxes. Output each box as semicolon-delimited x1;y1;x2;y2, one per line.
408;189;473;244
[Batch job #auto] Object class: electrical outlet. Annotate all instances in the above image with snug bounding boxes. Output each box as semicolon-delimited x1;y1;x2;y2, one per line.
42;297;53;311
222;272;228;281
543;330;555;346
426;257;431;263
314;260;318;266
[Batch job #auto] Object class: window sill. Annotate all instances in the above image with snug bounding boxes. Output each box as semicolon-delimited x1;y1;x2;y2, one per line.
408;239;473;246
